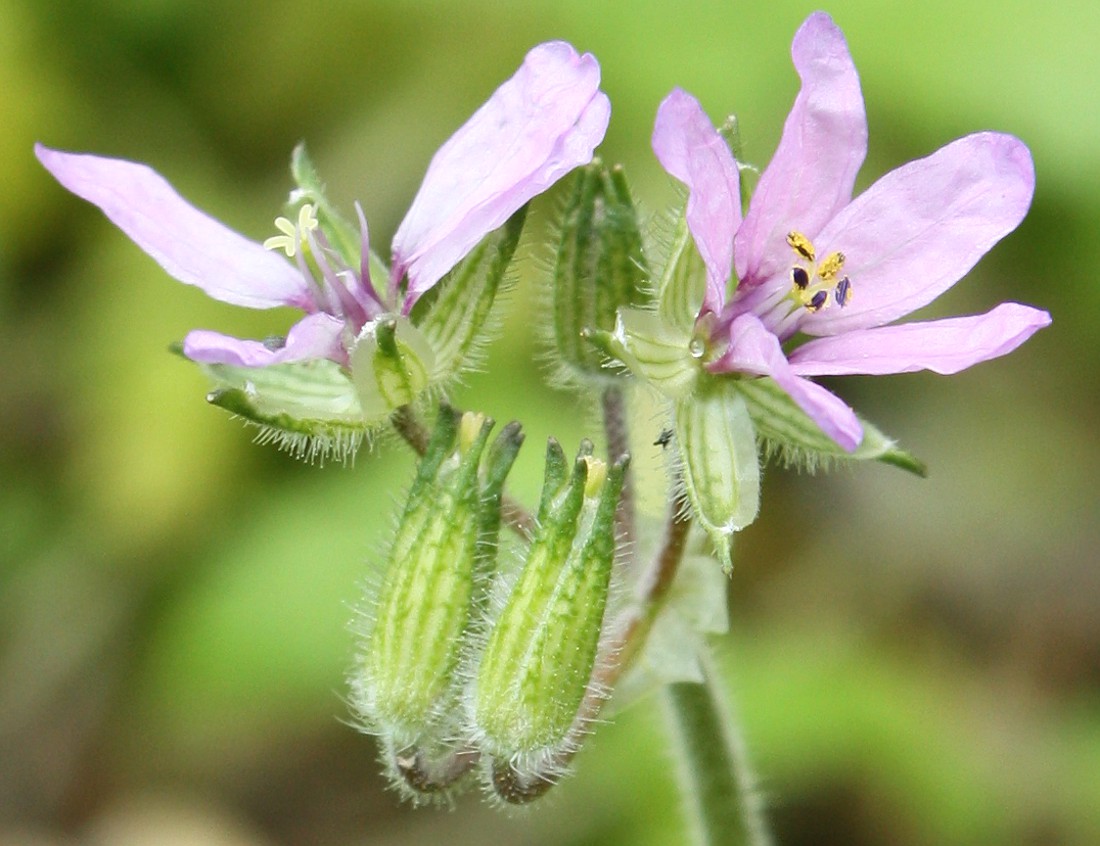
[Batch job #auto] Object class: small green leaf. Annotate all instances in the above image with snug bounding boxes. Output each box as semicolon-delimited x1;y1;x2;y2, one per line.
736;377;927;476
609;549;730;713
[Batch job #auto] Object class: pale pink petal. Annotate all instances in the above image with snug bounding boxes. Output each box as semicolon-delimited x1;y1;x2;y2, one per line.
182;312;346;367
652;88;741;315
734;12;867;286
35;144;314;311
710;313;863;451
800;132;1035;335
392;41;610;305
789;303;1050;376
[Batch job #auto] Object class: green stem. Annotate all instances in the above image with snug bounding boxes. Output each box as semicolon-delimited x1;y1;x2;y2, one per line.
663;653;772;846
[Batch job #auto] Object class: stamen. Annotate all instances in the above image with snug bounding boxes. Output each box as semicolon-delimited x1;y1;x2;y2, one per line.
263;204;319;257
263;218;298;255
785;232;853;314
835;276;852;307
818;251;845;281
787;231;815;262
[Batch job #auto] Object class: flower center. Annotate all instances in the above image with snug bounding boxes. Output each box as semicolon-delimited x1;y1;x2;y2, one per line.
785;231;852;313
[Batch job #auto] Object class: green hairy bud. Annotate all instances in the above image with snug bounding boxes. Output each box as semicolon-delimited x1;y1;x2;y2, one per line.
472;439;629;801
551;159;650;380
351;406;522;799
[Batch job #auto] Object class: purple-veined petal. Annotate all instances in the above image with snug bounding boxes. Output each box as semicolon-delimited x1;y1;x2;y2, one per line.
789;302;1050;376
800;132;1035;336
734;12;867;287
392;41;609;306
35;145;314;311
710;313;863;450
183;312;347;367
652;88;741;315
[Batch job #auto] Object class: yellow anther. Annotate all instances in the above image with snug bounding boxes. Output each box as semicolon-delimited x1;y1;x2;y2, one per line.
582;456;608;498
263;217;298;255
786;231;815;262
785;232;853;313
262;204;319;257
296;203;319;234
817;251;846;281
458;411;486;454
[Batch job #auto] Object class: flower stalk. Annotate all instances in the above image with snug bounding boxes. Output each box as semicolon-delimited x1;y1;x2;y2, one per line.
663;655;772;846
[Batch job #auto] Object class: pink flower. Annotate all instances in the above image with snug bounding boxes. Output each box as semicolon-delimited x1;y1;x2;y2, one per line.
37;41;610;370
651;12;1050;451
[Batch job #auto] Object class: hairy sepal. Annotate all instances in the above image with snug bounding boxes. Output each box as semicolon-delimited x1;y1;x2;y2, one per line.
736;377;926;475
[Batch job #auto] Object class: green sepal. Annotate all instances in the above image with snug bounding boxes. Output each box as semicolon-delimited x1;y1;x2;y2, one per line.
656;213;707;335
601;307;699;398
736;377;927;476
289;142;364;269
409;206;526;383
551;159;650;380
349;315;435;421
193;353;367;463
474;420;524;579
474;444;629;767
674;382;761;571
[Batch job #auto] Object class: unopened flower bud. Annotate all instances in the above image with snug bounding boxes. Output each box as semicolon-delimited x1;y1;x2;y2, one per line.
352;405;522;796
471;440;629;794
551;159;649;381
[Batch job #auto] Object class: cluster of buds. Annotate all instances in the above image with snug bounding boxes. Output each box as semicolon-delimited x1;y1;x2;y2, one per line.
351;407;629;803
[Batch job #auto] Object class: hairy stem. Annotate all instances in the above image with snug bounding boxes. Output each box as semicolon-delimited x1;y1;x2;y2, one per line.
600;383;635;551
663;653;772;846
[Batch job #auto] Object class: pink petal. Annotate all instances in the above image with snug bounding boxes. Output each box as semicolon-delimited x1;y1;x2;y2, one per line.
711;313;863;451
800;132;1035;335
392;41;610;306
35;145;314;311
789;302;1051;376
734;12;867;287
652;88;741;315
182;312;347;367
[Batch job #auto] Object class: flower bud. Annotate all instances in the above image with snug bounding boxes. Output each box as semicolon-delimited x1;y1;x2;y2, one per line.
551;159;650;381
674;382;760;571
471;439;629;793
351;405;522;795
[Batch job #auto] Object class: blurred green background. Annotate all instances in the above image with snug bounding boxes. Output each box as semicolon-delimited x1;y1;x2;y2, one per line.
2;0;1097;844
